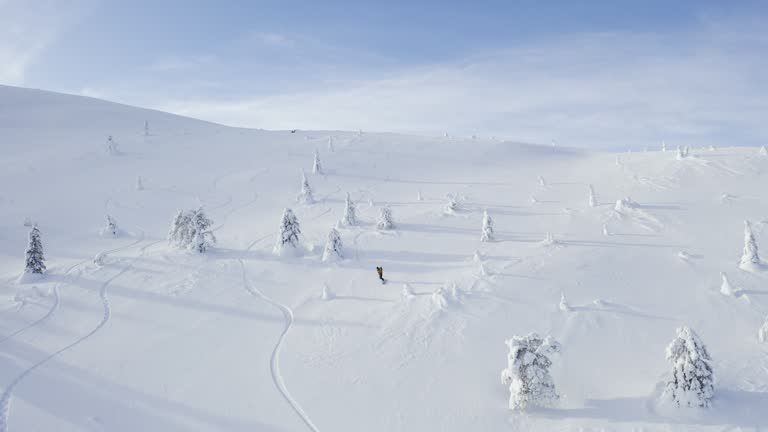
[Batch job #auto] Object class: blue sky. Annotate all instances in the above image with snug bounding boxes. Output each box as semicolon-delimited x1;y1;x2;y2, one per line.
2;0;768;148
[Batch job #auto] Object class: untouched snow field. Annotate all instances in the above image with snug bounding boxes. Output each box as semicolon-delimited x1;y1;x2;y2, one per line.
1;84;768;431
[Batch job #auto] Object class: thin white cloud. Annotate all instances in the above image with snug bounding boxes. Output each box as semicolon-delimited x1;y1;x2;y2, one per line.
0;0;85;85
161;20;768;149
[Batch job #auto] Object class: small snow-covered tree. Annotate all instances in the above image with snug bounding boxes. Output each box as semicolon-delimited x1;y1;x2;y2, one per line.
312;149;323;174
500;333;561;410
481;210;494;242
23;216;33;227
559;293;570;312
274;208;301;255
759;316;768;342
588;184;598;207
538;176;546;187
377;206;394;230
135;175;144;191
328;136;335;152
322;226;344;262
144;120;150;137
417;190;423;201
661;326;714;408
760;146;768;156
106;135;118;155
188;207;216;253
167;208;215;252
445;194;459;213
104;214;119;237
662;141;667;152
24;225;46;274
297;170;314;204
720;272;735;296
168;210;191;248
341;192;357;226
740;220;760;269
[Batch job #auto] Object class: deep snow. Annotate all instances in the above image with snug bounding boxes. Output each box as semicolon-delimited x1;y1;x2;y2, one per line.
1;85;768;431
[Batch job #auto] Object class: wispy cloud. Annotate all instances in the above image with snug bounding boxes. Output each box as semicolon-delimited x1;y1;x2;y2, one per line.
161;17;768;149
0;0;85;85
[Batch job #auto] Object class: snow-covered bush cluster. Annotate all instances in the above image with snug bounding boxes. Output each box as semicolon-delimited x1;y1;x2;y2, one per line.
661;326;715;409
500;333;561;410
168;207;216;253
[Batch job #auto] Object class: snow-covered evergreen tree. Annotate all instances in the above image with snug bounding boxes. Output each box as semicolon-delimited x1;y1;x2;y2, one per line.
297;170;314;204
676;146;685;160
312;149;323;174
661;326;714;408
377;206;394;230
328;136;335;152
481;210;494;242
274;208;301;255
662;141;667;152
740;220;760;269
341;192;357;226
322;227;344;262
104;214;119;237
321;284;335;300
500;333;561;410
144;120;149;137
588;184;598;207
135;175;144;191
559;293;570;312
168;210;191;249
416;190;423;201
189;207;216;253
167;208;215;252
720;272;735;296
538;176;546;187
760;146;768;156
602;223;610;236
24;225;46;274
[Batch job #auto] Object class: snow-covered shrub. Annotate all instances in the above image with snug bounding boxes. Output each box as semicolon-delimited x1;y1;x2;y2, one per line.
720;272;735;296
541;232;557;246
445;194;459;213
167;208;216;252
297;170;315;204
417;190;423;201
93;252;107;266
23;216;33;227
758;316;768;342
588;184;598;208
614;197;639;212
321;284;334;301
402;283;414;300
327;136;334;152
377;206;394;230
500;333;561;410
602;224;610;236
144;120;150;137
341;192;357;226
740;220;760;270
662;141;667;152
481;210;494;242
530;195;539;204
559;293;570;312
322;227;344;262
102;214;119;238
274;208;301;255
661;326;714;409
538;176;546;187
24;225;46;275
312;149;323;174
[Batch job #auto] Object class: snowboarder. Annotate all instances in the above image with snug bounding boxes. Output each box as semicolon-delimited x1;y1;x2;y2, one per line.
376;266;386;284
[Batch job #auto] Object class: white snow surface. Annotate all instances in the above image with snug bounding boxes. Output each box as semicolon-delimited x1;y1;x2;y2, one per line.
1;85;768;431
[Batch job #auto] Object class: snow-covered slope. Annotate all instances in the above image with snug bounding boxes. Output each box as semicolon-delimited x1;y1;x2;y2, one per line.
1;85;768;431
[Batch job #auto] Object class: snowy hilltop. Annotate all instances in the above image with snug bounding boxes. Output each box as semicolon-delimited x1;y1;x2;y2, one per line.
1;85;768;431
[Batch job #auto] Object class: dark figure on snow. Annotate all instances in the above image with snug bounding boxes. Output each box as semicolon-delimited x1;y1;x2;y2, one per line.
376;266;384;281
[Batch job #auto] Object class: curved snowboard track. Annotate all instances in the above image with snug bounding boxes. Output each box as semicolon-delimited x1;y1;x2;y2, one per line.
0;236;151;432
238;258;321;432
0;235;145;346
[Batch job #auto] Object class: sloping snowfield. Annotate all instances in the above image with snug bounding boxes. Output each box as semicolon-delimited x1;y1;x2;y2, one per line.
1;84;767;431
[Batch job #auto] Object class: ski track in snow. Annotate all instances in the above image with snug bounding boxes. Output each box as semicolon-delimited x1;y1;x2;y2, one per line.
0;233;152;432
233;206;336;432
